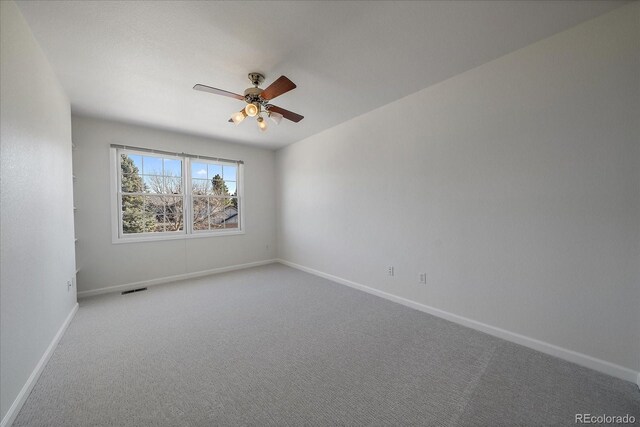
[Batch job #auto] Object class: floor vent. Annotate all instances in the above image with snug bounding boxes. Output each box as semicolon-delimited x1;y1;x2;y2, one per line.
121;287;147;295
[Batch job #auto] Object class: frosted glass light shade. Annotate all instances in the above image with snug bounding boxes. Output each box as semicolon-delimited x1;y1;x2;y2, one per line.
257;116;268;132
245;103;259;117
231;110;247;125
268;111;283;125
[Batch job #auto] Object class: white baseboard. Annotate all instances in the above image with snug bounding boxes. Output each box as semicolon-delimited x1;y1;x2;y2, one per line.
277;259;639;384
1;303;79;427
77;259;277;299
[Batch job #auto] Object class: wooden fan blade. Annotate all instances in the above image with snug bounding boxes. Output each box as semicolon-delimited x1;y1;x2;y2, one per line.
268;105;304;123
193;84;244;100
260;76;296;100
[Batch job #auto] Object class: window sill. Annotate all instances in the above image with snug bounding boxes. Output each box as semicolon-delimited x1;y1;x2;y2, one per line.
112;229;244;244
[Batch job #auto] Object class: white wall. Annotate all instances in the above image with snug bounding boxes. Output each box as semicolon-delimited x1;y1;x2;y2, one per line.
277;3;640;377
0;1;77;423
71;116;277;294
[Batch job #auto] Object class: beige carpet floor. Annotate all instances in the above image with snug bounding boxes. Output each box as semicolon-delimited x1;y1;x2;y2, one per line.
14;263;640;426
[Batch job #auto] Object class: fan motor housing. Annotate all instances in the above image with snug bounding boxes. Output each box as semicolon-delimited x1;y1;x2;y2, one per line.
244;86;265;105
244;87;263;97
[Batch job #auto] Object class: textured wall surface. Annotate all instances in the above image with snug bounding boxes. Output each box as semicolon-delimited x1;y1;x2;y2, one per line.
0;0;77;421
277;4;640;373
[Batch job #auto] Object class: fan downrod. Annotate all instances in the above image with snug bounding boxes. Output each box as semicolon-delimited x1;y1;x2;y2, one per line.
248;72;265;87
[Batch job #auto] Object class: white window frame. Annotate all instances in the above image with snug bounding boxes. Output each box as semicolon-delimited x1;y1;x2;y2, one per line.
110;147;244;244
190;157;241;235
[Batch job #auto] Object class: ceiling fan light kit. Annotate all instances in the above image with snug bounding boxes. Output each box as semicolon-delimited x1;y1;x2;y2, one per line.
231;109;247;125
256;116;267;132
244;102;259;117
194;72;304;133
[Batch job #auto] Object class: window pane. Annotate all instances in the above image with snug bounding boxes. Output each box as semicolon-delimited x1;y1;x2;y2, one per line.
122;195;156;234
206;197;235;230
129;154;142;172
223;199;239;229
165;177;182;194
120;153;143;175
206;197;223;229
193;218;208;231
223;165;237;181
211;213;225;224
152;215;165;232
209;196;226;211
121;154;140;173
121;174;144;193
145;195;165;215
164;197;184;231
192;162;208;179
121;154;144;193
193;196;209;231
208;164;222;179
142;156;162;175
163;158;182;177
192;179;210;195
225;181;236;195
211;175;229;196
143;176;163;193
144;196;165;232
224;220;239;229
228;196;239;211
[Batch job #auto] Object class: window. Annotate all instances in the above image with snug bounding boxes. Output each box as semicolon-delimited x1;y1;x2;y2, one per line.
120;152;184;235
191;161;239;232
111;146;243;242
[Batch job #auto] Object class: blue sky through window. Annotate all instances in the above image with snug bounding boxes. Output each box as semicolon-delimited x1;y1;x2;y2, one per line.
192;162;208;179
129;154;142;172
223;165;236;180
142;156;162;175
125;156;234;191
164;159;181;176
191;162;231;180
208;164;222;178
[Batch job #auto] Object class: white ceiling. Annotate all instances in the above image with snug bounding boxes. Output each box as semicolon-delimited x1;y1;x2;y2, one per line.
17;0;626;149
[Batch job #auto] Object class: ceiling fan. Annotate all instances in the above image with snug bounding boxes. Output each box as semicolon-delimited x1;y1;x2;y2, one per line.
193;73;304;132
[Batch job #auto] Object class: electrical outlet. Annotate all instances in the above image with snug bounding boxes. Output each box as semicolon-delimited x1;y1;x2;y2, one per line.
388;266;394;276
419;273;427;284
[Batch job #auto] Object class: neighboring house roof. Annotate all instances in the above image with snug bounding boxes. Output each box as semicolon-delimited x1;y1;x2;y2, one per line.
212;207;237;224
223;207;238;223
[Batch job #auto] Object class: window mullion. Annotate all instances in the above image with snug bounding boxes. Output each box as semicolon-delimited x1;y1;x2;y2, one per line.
185;157;192;235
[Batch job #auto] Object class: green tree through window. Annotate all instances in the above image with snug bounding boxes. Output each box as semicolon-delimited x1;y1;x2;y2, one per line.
211;174;238;209
120;154;156;233
211;174;230;197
